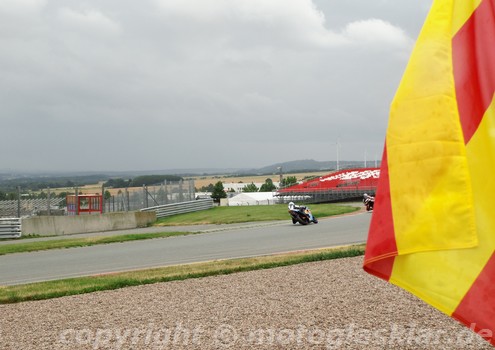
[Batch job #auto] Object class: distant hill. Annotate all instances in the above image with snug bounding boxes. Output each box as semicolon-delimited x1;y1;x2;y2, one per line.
0;159;381;191
238;159;378;175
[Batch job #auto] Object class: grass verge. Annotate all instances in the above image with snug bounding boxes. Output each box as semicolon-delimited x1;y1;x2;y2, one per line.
0;244;365;304
155;203;359;226
0;232;196;256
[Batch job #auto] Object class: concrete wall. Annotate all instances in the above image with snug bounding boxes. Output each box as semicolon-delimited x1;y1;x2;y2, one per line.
22;211;157;236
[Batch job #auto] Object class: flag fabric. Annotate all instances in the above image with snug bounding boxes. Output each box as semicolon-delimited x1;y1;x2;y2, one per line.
363;0;495;345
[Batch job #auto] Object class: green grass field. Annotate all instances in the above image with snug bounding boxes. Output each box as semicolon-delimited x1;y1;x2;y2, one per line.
155;203;359;226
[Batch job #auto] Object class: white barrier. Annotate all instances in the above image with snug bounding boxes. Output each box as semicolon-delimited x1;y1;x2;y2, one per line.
141;199;213;218
0;217;22;238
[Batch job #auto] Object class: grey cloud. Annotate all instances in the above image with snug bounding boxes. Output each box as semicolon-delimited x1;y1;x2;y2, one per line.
0;0;432;172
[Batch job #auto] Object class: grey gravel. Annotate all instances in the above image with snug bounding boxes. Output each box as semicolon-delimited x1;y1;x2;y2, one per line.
0;256;492;350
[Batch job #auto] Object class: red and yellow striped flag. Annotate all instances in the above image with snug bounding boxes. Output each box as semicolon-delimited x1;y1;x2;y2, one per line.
364;0;495;345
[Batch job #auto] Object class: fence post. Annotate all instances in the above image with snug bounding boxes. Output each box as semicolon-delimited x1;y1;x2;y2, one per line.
126;188;129;211
189;179;195;201
143;185;149;209
75;187;79;216
17;186;21;218
178;180;183;202
47;187;51;216
164;180;169;204
101;184;105;213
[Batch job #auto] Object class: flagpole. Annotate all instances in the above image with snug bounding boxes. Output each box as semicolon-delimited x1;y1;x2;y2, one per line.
335;139;341;171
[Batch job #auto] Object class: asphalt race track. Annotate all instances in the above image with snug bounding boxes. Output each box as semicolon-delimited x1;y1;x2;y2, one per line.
0;212;371;286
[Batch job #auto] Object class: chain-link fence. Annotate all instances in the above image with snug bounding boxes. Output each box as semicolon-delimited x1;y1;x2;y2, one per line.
0;198;65;218
0;180;196;217
104;179;196;212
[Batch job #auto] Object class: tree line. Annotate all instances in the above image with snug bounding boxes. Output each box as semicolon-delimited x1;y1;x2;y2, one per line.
0;174;299;201
0;174;107;193
0;174;184;201
103;175;183;188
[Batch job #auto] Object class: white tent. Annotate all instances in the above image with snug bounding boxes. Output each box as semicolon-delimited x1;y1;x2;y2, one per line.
228;192;276;206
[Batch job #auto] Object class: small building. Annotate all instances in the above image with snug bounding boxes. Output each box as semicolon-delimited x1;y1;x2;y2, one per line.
66;194;103;215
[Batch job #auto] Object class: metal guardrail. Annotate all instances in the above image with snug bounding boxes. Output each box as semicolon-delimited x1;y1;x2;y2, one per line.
141;198;214;218
275;187;377;204
0;218;22;239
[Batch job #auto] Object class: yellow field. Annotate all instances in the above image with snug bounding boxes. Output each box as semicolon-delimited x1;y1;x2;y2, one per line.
44;170;335;196
187;171;333;189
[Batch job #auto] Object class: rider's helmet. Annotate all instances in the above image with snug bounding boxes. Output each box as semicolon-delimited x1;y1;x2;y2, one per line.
288;202;295;210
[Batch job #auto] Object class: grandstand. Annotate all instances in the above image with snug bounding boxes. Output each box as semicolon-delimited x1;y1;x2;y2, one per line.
275;168;380;204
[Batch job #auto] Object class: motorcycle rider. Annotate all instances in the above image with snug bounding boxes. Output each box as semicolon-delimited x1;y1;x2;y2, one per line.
363;193;374;202
288;202;298;211
288;202;315;222
363;193;375;210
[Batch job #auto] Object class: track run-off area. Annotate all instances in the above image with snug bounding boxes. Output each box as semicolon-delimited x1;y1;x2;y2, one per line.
0;211;371;286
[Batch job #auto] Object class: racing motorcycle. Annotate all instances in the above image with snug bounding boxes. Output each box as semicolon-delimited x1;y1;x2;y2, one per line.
288;202;318;225
363;193;375;211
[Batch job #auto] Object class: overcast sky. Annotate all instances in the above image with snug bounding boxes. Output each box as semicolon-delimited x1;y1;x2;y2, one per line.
1;0;433;172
